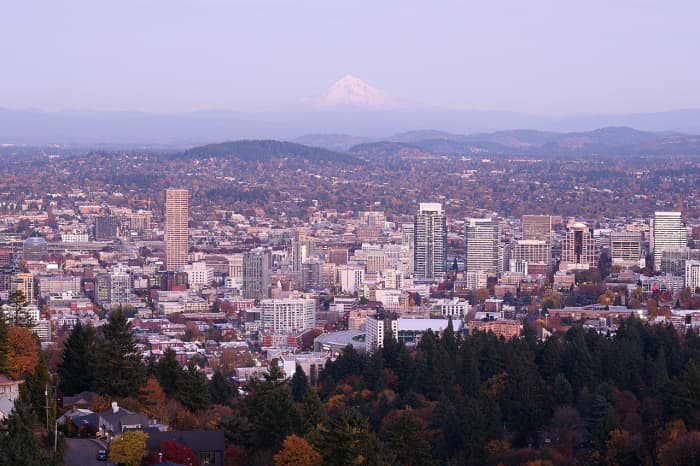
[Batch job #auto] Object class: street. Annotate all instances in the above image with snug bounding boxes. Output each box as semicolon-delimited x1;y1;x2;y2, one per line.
64;438;114;466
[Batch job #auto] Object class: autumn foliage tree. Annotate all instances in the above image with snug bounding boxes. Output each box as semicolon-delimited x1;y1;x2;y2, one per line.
6;326;39;380
151;439;200;466
273;435;322;466
109;430;149;466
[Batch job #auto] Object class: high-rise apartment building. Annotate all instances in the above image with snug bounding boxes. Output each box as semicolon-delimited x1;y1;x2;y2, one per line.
686;260;700;291
511;239;550;275
12;272;34;303
413;203;447;279
260;298;316;334
242;248;272;300
365;314;399;353
165;188;189;272
465;218;501;274
561;222;596;269
652;211;687;272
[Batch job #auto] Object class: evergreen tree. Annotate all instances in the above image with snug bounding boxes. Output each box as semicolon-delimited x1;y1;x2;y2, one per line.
553;373;574;406
29;354;50;423
381;411;434;466
156;347;182;396
310;408;381;466
0;398;47;466
58;322;96;395
290;365;309;402
245;376;302;451
176;358;211;412
93;308;146;397
6;290;34;327
0;316;9;375
301;389;326;434
209;369;234;406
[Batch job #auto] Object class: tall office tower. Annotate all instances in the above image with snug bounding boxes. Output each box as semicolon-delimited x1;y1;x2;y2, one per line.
94;215;119;240
242;248;272;300
291;241;311;272
660;247;690;276
465;218;501;274
686;260;700;291
610;231;643;267
413;203;447;279
301;258;323;291
95;271;131;307
652;211;687;272
522;215;553;242
561;222;597;268
165;188;189;272
402;223;415;249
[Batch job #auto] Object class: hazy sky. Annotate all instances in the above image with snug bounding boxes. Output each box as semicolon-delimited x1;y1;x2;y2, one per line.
2;0;698;115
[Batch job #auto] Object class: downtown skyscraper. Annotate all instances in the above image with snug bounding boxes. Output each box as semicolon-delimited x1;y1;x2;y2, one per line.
165;188;189;272
465;218;501;274
651;211;687;272
413;203;447;279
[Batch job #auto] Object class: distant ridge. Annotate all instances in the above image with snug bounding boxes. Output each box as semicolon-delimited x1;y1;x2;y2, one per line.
347;126;700;157
181;139;358;163
2;106;700;145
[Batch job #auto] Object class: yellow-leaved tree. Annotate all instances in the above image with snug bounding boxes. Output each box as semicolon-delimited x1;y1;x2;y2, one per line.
109;430;149;466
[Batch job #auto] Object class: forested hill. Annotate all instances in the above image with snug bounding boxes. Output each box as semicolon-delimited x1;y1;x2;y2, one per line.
181;139;358;164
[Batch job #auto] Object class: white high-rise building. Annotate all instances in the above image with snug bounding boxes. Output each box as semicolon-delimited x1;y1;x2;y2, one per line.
465;218;501;274
260;298;316;334
413;203;447;279
686;260;700;291
652;212;687;272
337;265;365;294
365;314;398;353
165;188;189;272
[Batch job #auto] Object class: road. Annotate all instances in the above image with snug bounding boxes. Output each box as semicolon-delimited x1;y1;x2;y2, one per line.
64;438;114;466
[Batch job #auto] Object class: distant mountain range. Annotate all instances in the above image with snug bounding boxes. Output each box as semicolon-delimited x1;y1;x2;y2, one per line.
2;106;700;147
302;127;700;158
175;127;700;165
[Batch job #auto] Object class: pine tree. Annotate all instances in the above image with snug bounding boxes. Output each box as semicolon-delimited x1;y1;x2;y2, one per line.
245;376;302;451
94;308;146;397
301;389;326;434
209;369;234;406
29;354;50;422
290;365;309;402
176;358;210;412
310;408;380;466
156;347;182;396
381;411;434;466
0;397;47;466
58;322;97;395
0;316;9;376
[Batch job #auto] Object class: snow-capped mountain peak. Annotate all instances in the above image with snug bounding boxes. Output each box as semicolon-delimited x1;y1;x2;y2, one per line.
320;75;389;107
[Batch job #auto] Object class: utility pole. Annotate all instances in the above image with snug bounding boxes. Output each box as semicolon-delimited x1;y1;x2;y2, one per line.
45;384;49;432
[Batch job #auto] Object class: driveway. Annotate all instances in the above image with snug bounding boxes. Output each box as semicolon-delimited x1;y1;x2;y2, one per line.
64;437;114;466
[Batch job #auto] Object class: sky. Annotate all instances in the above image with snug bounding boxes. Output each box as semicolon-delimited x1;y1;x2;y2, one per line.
1;0;699;115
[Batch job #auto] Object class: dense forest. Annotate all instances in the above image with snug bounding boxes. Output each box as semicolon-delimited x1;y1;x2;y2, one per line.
7;309;700;465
